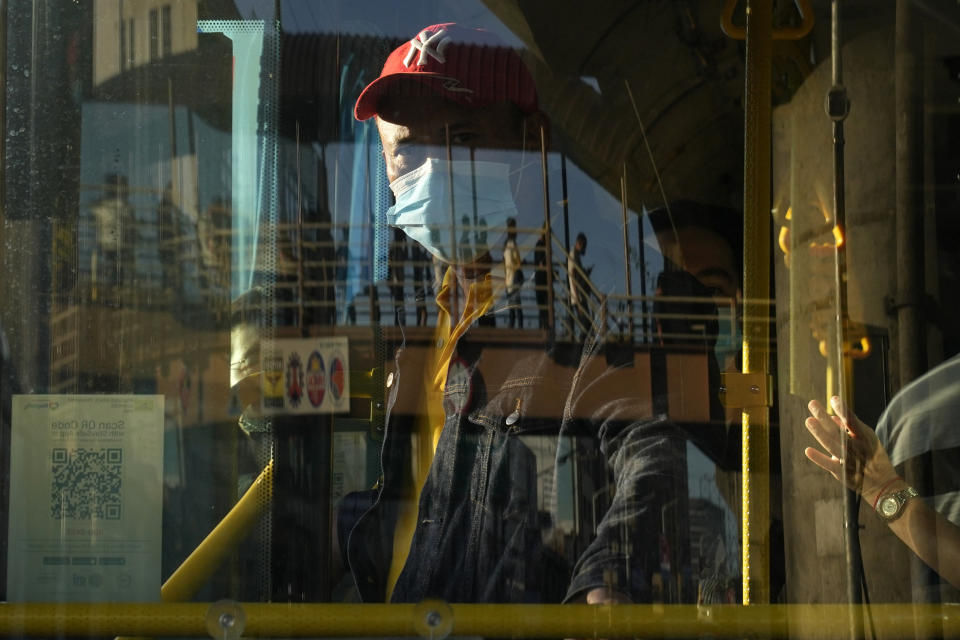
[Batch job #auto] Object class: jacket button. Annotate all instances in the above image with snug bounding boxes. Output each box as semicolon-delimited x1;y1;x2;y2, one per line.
386;371;395;388
505;398;522;427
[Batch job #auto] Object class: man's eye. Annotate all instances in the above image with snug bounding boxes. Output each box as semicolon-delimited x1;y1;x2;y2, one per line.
449;131;479;145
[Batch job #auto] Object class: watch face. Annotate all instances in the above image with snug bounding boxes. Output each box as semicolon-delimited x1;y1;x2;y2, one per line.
881;496;899;517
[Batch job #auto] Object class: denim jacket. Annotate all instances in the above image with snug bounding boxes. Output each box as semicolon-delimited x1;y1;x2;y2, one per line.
341;323;689;604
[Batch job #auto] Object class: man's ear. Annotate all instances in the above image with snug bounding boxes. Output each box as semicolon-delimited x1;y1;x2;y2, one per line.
375;117;399;183
523;110;550;150
382;150;398;183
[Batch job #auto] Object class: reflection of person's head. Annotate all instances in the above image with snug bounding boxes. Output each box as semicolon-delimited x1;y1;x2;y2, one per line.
575;232;587;256
649;201;741;300
229;287;266;410
354;23;544;266
650;202;743;428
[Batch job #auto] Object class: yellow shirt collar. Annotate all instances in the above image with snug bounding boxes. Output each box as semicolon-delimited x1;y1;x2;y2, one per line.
432;267;501;390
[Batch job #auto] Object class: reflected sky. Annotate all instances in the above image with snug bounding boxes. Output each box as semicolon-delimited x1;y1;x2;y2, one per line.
234;0;527;48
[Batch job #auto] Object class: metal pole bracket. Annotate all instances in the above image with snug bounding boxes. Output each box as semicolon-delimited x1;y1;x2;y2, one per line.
719;372;773;408
721;0;815;40
825;86;850;121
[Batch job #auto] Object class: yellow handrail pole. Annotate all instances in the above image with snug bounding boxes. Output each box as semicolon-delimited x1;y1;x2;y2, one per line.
741;0;773;606
161;460;274;602
0;604;208;637
0;604;958;638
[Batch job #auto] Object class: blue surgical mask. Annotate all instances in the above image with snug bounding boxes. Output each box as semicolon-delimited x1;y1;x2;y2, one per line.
714;306;742;371
386;159;519;263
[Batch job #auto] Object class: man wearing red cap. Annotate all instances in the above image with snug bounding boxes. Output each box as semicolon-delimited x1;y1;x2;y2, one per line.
340;23;685;606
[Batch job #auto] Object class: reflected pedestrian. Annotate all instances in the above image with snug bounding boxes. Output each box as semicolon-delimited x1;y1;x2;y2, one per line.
504;217;524;328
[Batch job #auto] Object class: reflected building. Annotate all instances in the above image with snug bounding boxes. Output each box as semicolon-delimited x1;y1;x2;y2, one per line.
93;0;198;86
49;0;227;398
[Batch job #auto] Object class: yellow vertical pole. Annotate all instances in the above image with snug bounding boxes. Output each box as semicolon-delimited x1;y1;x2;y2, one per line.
741;0;773;606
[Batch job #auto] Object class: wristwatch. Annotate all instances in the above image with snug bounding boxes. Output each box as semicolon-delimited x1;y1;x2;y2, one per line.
875;486;918;522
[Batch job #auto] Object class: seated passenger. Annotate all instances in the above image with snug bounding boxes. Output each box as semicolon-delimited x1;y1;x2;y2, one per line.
337;22;700;605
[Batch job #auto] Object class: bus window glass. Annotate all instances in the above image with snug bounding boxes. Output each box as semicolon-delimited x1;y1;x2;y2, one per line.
0;1;958;638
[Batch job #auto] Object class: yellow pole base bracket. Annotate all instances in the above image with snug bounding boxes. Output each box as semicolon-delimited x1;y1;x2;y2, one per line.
0;604;958;639
719;372;773;408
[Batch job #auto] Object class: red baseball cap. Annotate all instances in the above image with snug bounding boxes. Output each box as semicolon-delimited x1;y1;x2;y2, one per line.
354;23;538;121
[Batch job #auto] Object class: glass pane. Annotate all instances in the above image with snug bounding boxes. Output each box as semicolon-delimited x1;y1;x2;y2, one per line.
0;0;956;638
772;0;960;622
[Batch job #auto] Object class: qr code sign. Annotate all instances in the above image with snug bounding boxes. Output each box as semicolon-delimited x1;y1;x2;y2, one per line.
50;448;123;520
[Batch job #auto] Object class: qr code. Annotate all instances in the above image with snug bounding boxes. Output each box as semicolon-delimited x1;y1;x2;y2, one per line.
50;448;123;520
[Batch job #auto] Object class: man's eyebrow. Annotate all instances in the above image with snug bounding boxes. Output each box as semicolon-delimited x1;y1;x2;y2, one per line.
695;267;735;285
387;130;425;152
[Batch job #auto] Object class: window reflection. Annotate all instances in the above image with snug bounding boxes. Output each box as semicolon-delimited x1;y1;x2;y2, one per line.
1;0;959;636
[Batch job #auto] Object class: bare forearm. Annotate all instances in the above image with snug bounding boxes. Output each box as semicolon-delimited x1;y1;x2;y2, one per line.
884;483;960;590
